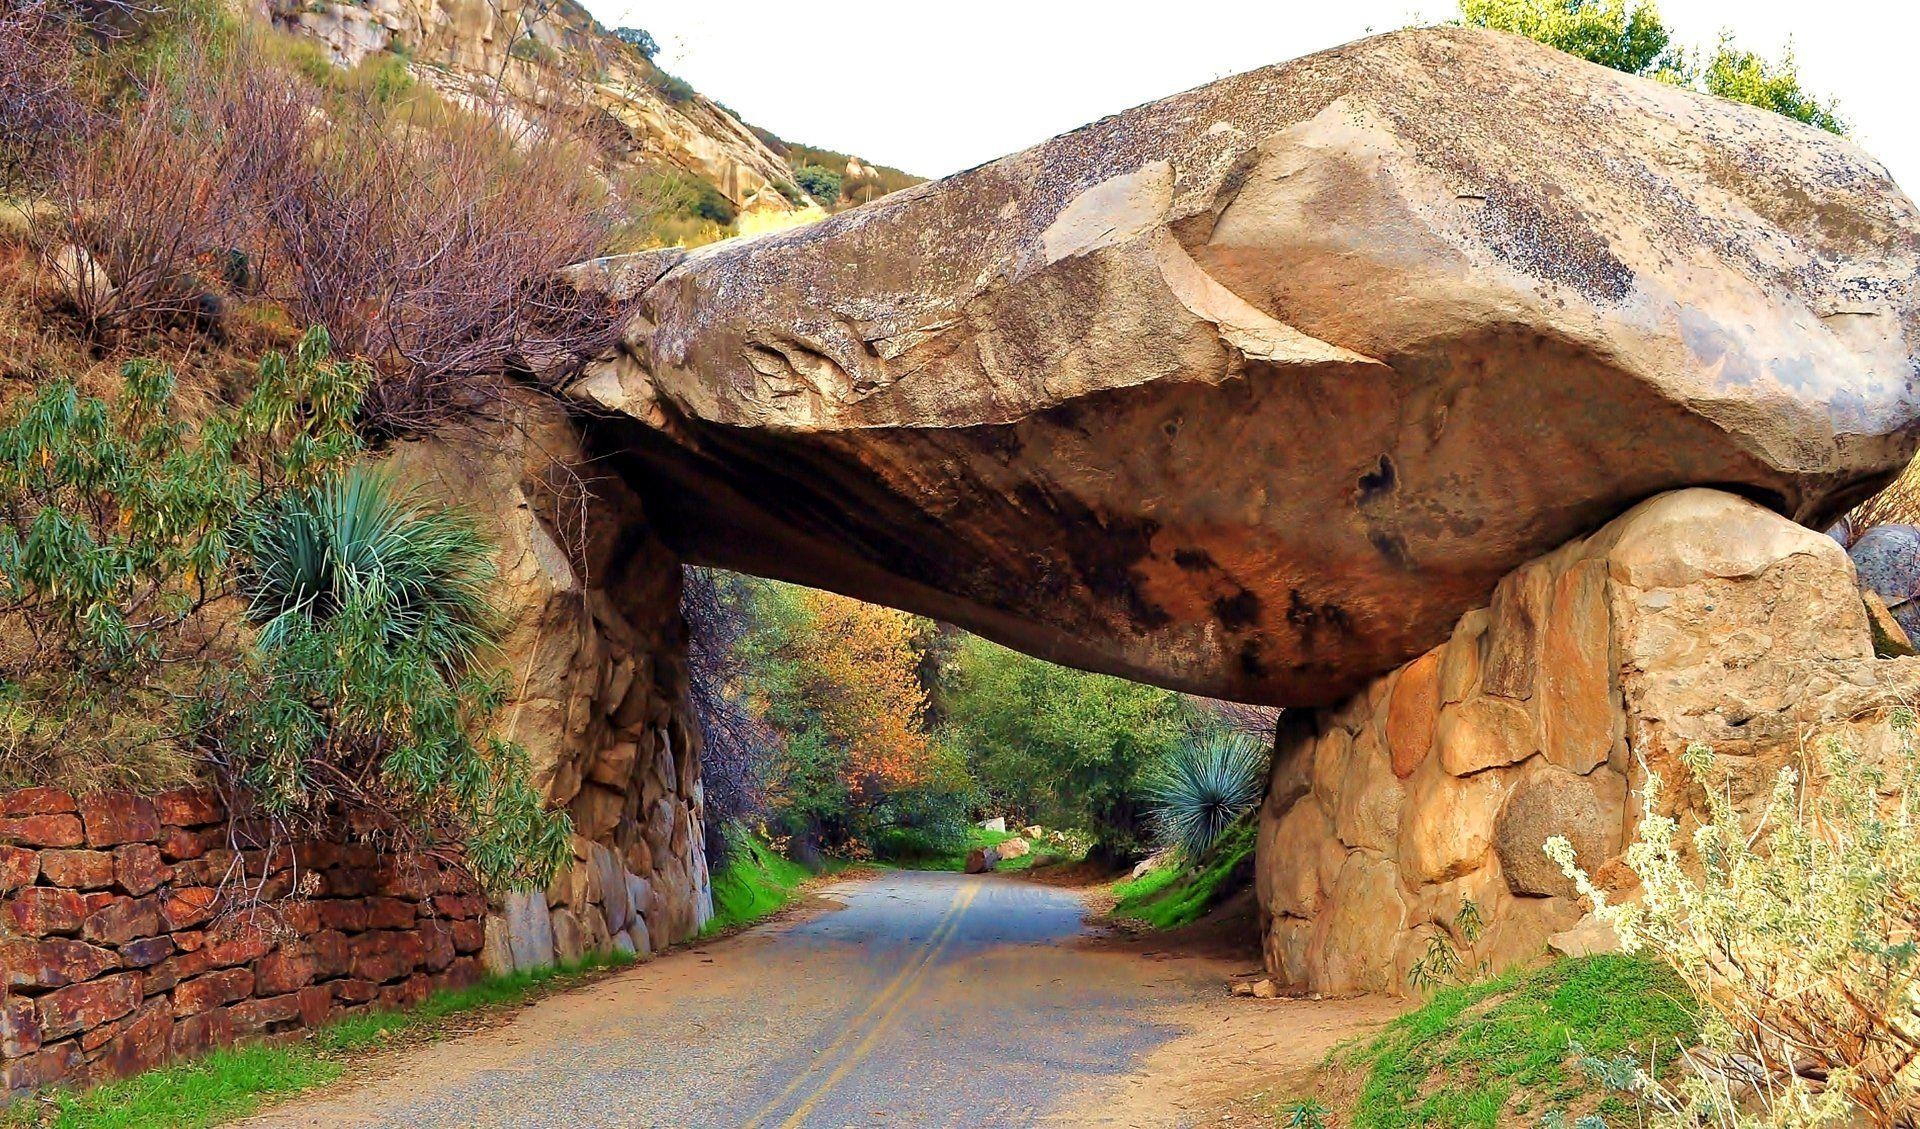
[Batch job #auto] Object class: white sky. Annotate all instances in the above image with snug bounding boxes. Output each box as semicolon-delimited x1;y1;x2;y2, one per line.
584;0;1918;197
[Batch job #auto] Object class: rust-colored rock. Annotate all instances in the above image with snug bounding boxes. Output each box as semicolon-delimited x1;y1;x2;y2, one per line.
38;972;140;1041
561;27;1920;708
79;793;160;848
112;844;170;897
83;896;159;946
152;788;224;828
0;814;84;849
171;968;254;1017
6;887;89;936
0;847;37;893
1386;650;1441;779
39;850;114;891
157;887;219;932
0;938;121;989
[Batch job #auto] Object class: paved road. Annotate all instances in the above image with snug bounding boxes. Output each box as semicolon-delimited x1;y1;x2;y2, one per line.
240;870;1235;1128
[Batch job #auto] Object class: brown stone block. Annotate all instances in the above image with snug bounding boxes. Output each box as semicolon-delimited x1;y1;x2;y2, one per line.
158;825;220;863
0;996;41;1057
376;973;430;1012
95;999;169;1080
1480;564;1549;700
0;847;37;893
331;978;377;1005
6;887;89;936
364;897;416;931
152;788;223;828
449;918;485;955
349;931;425;984
316;899;370;932
254;949;317;995
158;887;220;932
79;793;161;848
229;992;302;1035
323;867;377;898
112;844;170;897
37;972;139;1041
118;936;174;969
168;1007;233;1060
81;895;159;945
0;937;121;989
373;862;432;901
202;916;274;968
1385;649;1442;779
310;930;351;979
0;814;84;849
2;1039;78;1092
296;985;332;1029
0;790;75;818
171;967;253;1017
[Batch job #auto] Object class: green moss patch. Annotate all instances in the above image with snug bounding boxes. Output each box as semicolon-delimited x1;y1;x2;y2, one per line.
703;831;818;934
1335;954;1697;1129
1110;816;1256;929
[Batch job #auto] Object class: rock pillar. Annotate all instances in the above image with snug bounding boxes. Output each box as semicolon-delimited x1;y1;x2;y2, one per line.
1256;488;1918;994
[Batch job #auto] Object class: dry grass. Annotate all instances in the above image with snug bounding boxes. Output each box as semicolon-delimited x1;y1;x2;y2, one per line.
1845;458;1920;541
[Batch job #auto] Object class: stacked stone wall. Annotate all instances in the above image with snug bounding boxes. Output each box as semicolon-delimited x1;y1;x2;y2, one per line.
1257;489;1920;994
0;787;487;1093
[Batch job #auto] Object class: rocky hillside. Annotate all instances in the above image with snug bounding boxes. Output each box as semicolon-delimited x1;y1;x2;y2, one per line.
260;0;879;233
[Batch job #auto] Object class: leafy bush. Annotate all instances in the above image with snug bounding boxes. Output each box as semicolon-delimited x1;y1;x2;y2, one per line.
650;70;696;105
614;26;659;60
0;327;567;890
792;163;842;204
1548;722;1920;1126
1459;0;1843;134
1142;729;1267;859
940;635;1197;862
0;0;83;190
205;465;570;891
1701;35;1844;133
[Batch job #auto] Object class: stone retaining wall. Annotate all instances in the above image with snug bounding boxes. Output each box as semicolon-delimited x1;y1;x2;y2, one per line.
0;787;487;1093
1255;489;1920;995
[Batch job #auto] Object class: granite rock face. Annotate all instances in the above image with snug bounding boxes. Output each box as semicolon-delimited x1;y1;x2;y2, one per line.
562;26;1920;707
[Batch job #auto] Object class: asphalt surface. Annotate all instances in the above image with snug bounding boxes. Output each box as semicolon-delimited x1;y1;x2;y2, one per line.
238;870;1226;1128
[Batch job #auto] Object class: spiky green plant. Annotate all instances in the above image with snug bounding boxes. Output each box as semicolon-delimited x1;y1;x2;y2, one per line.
1141;730;1267;860
239;466;496;673
213;466;567;892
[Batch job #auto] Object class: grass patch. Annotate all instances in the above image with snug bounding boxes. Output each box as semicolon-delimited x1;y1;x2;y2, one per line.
879;825;1037;872
2;951;635;1129
1333;954;1697;1129
703;830;817;935
1109;815;1255;929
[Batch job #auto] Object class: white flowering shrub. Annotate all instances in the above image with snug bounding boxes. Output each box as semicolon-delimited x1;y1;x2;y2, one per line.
1547;710;1920;1128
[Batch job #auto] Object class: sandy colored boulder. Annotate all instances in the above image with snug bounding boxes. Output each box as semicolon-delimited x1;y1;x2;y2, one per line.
1495;764;1626;898
561;28;1920;709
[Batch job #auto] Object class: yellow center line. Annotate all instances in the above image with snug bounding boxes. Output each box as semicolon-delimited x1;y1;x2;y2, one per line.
774;881;981;1129
740;881;976;1129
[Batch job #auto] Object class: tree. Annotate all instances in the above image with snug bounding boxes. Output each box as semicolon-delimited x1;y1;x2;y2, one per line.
939;635;1197;863
734;582;963;852
792;163;842;205
614;27;659;60
1701;35;1844;133
1459;0;1844;134
1461;0;1679;76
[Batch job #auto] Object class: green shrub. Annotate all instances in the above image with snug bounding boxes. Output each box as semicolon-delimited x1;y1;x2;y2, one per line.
1548;722;1920;1126
204;466;569;892
1141;729;1267;859
792;163;842;204
1110;814;1256;928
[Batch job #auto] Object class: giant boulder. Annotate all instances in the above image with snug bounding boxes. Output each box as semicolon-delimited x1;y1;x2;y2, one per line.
561;27;1920;707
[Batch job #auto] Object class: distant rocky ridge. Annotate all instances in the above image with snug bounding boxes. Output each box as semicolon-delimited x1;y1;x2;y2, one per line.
258;0;865;222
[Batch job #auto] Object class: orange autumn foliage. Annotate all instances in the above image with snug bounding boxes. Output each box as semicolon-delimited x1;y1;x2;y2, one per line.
780;588;933;795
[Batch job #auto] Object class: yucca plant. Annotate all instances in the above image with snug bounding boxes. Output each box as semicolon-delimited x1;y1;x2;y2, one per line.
1142;730;1268;860
239;466;496;674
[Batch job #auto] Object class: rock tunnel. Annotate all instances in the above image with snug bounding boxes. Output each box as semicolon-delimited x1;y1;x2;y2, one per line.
434;26;1920;990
